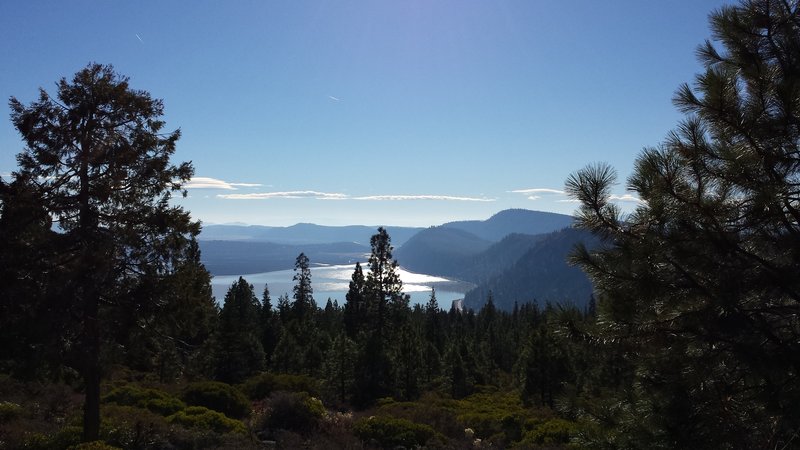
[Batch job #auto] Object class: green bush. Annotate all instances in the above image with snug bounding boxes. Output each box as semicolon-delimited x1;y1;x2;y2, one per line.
68;441;122;450
167;406;246;434
102;385;185;416
101;404;173;448
241;372;319;399
182;381;250;419
353;416;436;448
0;400;22;422
259;391;325;434
21;425;83;450
377;397;463;439
518;418;577;446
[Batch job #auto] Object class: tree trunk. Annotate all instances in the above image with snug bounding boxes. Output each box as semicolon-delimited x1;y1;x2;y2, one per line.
82;296;101;442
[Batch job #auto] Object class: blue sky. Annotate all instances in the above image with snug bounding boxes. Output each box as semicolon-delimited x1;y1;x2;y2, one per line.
1;1;734;226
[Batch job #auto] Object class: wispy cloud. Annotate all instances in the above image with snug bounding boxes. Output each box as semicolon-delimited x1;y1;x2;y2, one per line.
555;195;642;204
327;95;341;102
216;191;494;202
509;188;566;195
610;194;643;203
135;33;144;44
509;188;566;201
218;190;348;200
353;195;495;202
184;177;262;190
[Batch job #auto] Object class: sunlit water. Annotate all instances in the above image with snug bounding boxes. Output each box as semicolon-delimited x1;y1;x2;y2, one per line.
211;263;473;308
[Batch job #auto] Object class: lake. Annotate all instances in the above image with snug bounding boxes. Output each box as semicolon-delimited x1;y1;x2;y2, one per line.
211;263;473;308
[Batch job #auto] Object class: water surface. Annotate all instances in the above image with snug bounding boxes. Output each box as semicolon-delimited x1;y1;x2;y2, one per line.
212;263;472;308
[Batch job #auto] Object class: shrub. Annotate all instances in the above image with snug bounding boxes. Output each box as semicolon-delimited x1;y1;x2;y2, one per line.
21;425;83;450
103;385;185;416
241;372;319;400
518;418;577;446
182;381;250;419
67;441;122;450
377;397;463;439
0;400;22;422
167;406;246;434
100;404;173;448
353;416;436;448
259;391;325;434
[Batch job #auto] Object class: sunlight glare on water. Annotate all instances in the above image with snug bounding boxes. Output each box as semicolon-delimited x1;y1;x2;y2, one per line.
211;263;471;307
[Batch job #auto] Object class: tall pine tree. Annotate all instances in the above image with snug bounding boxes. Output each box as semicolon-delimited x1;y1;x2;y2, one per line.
566;1;800;446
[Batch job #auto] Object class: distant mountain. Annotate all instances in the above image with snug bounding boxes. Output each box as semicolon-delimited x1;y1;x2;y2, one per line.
199;240;368;275
443;209;573;242
463;228;599;311
457;233;546;283
394;227;492;277
199;223;422;246
394;209;574;280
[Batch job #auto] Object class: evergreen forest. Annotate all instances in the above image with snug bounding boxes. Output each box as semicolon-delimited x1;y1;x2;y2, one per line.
1;1;799;448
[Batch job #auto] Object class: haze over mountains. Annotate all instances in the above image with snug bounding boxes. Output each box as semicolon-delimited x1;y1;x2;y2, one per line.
199;209;595;311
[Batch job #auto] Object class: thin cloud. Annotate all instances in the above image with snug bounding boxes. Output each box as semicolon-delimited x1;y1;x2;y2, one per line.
218;190;348;200
527;195;541;201
216;190;494;202
610;194;643;203
184;177;262;190
353;194;494;202
327;95;341;102
556;195;643;203
510;188;566;195
135;33;144;44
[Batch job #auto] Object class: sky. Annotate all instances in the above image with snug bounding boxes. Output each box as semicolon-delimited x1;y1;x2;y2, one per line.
0;0;736;227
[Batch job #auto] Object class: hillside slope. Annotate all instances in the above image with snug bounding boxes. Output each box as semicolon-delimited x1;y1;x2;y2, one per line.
443;209;573;241
464;228;598;311
394;227;492;277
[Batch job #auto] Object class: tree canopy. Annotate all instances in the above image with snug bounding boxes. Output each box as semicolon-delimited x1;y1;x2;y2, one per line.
4;63;199;441
566;1;800;447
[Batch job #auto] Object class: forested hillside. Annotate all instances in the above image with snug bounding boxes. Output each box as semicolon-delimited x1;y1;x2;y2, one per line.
464;228;598;310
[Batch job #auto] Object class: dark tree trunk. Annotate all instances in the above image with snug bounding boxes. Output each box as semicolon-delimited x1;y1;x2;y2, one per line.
82;289;101;441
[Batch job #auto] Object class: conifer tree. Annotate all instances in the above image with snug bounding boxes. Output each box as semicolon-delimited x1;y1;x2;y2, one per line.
213;277;264;383
566;0;800;446
343;262;367;338
7;64;197;441
292;252;315;322
259;284;280;365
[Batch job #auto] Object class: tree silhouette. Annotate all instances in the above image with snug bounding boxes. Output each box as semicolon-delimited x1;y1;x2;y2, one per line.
566;1;800;446
8;63;197;441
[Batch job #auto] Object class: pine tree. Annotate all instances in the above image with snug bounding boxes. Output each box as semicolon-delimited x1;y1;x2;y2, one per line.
353;227;406;405
323;331;358;404
343;262;367;338
213;277;265;383
566;1;800;446
292;253;315;322
7;64;197;440
259;284;280;365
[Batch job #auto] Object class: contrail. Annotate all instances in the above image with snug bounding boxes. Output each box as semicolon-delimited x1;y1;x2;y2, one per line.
135;34;144;43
